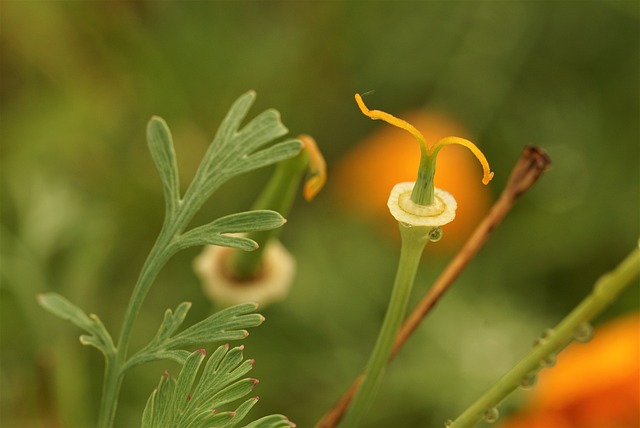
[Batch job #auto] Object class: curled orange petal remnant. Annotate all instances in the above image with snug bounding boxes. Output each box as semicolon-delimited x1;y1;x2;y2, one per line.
298;134;326;201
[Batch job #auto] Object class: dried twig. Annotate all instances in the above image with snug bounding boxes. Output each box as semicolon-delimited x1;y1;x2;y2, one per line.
316;146;551;428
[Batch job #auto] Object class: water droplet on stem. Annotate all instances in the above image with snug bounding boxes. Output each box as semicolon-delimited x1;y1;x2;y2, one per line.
519;371;537;390
429;227;443;242
541;353;556;367
574;322;593;343
483;407;499;423
532;328;555;347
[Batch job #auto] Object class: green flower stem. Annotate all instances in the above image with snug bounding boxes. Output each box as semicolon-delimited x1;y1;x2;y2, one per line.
226;150;309;279
450;245;640;428
341;223;432;427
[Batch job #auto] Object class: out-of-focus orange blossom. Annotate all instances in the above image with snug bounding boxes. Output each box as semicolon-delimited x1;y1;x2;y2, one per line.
502;312;640;428
332;110;492;250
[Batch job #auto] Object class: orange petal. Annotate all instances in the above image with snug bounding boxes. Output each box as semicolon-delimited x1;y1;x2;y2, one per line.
299;134;326;201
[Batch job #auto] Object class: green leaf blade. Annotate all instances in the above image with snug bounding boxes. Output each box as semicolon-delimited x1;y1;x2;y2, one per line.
147;116;181;215
229;109;289;157
154;371;177;427
191;346;246;407
210;378;259;409
207;91;257;158
227;140;303;178
37;293;115;357
150;302;193;347
124;350;192;372
196;344;230;391
191;410;236;428
143;345;292;428
172;210;286;253
141;388;157;428
165;305;264;350
242;414;295;428
79;334;109;355
175;233;259;253
126;304;261;370
209;210;287;235
184;92;301;218
224;397;259;427
173;349;207;419
37;292;93;331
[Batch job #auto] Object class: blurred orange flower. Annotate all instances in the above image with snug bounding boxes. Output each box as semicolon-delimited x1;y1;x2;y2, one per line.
333;110;492;249
502;313;640;428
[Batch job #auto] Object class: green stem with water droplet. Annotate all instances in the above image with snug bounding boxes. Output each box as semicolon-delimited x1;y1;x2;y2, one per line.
450;245;640;428
341;223;432;427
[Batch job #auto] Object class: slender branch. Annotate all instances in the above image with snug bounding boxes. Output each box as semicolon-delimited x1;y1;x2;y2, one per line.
315;146;551;428
97;197;195;427
97;230;175;428
450;245;640;427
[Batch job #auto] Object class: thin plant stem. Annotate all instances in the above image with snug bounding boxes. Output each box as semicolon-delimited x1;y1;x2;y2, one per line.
98;356;122;428
97;191;200;427
97;229;174;428
316;146;551;428
340;223;431;427
227;150;309;278
450;245;640;428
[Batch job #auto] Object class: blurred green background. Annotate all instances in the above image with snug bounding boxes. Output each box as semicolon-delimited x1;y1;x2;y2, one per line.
1;1;638;427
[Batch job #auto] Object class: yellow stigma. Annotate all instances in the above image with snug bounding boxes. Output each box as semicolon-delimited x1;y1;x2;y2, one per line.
430;137;494;185
354;92;494;186
355;93;428;153
299;134;327;201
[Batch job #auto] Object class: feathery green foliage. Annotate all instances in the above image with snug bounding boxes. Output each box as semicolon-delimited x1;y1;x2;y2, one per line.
37;92;301;427
141;347;294;428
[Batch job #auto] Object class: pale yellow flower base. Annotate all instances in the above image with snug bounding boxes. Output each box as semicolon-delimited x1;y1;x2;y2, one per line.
193;240;296;308
387;182;457;227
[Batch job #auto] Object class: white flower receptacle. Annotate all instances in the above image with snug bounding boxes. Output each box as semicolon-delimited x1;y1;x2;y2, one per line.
387;182;457;227
193;239;296;308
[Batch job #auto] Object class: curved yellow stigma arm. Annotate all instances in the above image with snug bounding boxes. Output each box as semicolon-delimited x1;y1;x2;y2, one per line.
355;93;428;154
430;137;494;185
354;92;494;189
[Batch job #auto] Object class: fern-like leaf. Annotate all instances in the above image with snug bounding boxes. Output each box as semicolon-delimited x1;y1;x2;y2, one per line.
147;116;180;218
37;293;115;357
181;91;303;214
141;347;294;428
125;303;264;371
171;210;286;253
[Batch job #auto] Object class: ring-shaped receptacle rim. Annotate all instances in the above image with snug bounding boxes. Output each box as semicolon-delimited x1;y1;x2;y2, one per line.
387;182;457;227
193;239;296;307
